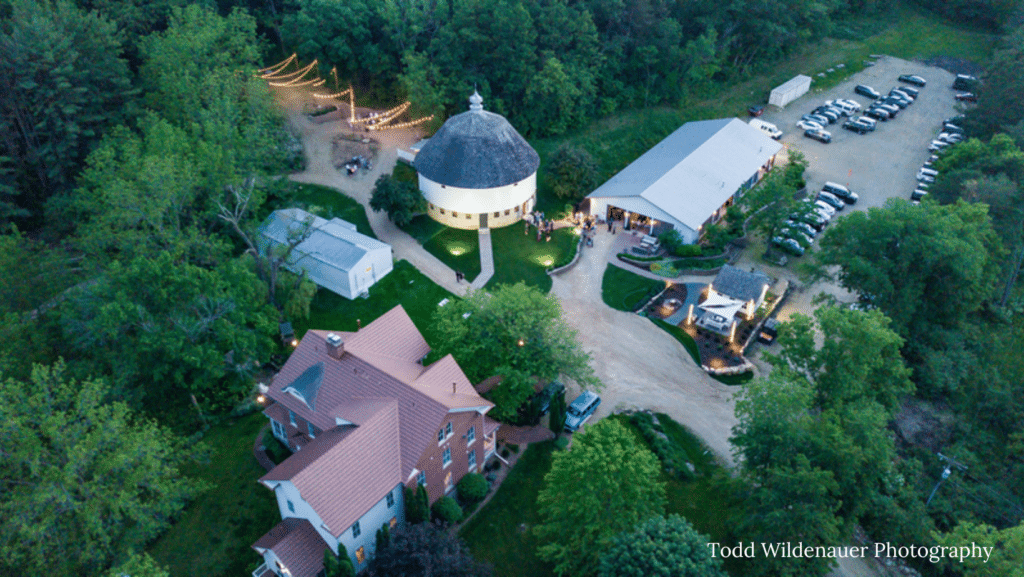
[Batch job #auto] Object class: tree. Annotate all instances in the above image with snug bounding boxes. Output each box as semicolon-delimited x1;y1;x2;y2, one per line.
933;521;1024;577
815;199;1002;339
741;160;803;243
367;522;492;577
0;361;206;576
369;174;424;227
432;282;599;415
545;144;601;201
598;514;726;577
324;546;355;577
54;252;277;422
405;484;430;525
548;389;567;434
535;419;666;576
0;0;133;221
105;553;171;577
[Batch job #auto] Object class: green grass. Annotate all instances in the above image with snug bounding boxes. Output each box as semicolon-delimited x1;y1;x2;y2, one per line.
460;441;558;577
651;318;702;366
148;413;280;577
393;162;418;184
422;226;482;281
489;225;578;292
601;264;665;312
401;214;447;244
273;182;377;239
293;260;453;346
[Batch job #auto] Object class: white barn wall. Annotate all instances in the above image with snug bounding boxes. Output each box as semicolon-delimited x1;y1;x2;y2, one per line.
420;173;536;230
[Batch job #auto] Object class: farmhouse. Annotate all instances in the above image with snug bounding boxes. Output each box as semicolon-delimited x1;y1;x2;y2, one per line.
252;305;499;577
414;91;540;230
257;208;393;300
695;264;772;336
586;118;782;243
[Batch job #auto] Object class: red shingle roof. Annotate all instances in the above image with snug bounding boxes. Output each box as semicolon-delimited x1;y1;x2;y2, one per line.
252;518;328;577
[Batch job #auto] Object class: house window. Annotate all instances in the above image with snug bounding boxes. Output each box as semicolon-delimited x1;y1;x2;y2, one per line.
390;517;398;528
444;471;453;492
493;212;500;218
352;521;361;538
355;547;365;564
445;422;452;437
287;500;295;513
453;211;458;217
438;428;445;443
289;410;297;427
386;491;395;508
440;208;445;215
514;205;520;212
271;419;286;441
504;209;510;216
307;422;316;439
467;426;475;445
465;213;471;219
443;447;452;467
429;203;434;209
468;449;477;470
417;471;426;486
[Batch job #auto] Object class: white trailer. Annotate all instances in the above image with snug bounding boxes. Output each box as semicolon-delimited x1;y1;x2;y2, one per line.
769;75;812;108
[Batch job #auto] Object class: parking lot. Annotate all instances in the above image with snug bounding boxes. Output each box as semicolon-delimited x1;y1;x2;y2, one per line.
758;55;961;211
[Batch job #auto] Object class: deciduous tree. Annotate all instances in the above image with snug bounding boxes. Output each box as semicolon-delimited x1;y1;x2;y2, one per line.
545;144;600;201
0;361;206;576
598;515;726;577
369;174;424;227
367;522;492;577
535;419;666;576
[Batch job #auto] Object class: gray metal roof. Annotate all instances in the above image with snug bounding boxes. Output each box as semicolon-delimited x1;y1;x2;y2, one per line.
586;119;783;230
258;209;390;273
415;93;539;189
283;362;324;411
711;264;771;302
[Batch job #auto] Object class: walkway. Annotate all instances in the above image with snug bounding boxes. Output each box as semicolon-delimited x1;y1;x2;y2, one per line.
471;228;495;289
282;101;468;297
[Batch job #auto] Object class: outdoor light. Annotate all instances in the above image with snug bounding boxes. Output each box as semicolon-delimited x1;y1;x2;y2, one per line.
517;338;525;347
542;257;553;266
450;247;465;256
257;395;266;405
291;339;299;347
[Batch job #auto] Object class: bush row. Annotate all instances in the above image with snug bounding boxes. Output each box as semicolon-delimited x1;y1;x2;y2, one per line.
630;412;693;480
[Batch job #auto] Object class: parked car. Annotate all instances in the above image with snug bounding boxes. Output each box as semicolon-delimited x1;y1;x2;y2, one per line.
864;107;891;121
797;119;825;131
938;132;963;144
803;113;830;125
918;174;936;184
945;115;967;126
898;74;927;86
897;86;920;98
883;96;909;109
780;228;813;248
875;102;900;115
804;128;832;143
822;181;859;204
929;140;950;151
790;209;828;230
942;122;964;134
827;99;861;114
771;236;806;256
842;119;871;134
854;116;877;130
817;191;845;211
564;391;601;432
855;84;881;99
814;199;837;216
785;220;818;237
955;92;978;102
911;189;929;201
918;167;939;178
534;380;566;416
952;74;978;91
748;104;766;117
814;107;841;123
890;88;915;101
750;118;783;139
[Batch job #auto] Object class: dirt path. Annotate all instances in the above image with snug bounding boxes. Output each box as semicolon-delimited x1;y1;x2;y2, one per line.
550;226;740;466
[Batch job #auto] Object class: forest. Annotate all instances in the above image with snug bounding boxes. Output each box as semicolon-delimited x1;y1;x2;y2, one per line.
2;0;1024;576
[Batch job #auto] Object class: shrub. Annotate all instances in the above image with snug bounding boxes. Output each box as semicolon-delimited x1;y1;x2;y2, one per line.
672;244;702;258
430;496;463;525
549;391;567;434
650;263;662;273
405;486;429;524
629;412;693;480
262;432;291;465
458;473;489;504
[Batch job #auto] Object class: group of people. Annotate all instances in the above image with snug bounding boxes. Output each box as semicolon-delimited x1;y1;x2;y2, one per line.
525;211;556;242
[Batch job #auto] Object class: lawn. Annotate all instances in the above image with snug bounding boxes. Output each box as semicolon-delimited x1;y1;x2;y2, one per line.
292;259;454;347
651;318;702;366
601;264;665;312
460;441;558;577
422;226;482;281
148;413;280;577
488;224;579;292
268;182;376;239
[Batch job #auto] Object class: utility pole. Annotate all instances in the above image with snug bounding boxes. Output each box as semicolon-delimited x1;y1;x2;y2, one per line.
926;453;968;506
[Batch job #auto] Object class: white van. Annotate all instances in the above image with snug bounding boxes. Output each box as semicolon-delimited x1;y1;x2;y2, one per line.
749;118;783;140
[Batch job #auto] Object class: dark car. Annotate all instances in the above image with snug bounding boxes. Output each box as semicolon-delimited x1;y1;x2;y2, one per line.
883;96;909;109
864;107;891;121
898;74;927;87
790;209;827;231
842;119;871;134
945;115;967;126
813;107;841;123
897;86;920;98
771;236;805;256
890;87;915;101
911;189;929;201
533;380;566;416
855;84;881;99
804;128;832;143
943;122;965;134
955;92;978;102
748;104;766;117
952;74;978;91
817;191;845;211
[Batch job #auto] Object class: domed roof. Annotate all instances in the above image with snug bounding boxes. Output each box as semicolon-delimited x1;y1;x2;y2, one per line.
415;92;540;189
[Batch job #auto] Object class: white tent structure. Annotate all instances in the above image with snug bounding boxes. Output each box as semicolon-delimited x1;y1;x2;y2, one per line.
257;209;393;300
769;75;812;108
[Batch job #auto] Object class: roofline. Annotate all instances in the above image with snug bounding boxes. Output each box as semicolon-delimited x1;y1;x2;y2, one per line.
447;405;494;414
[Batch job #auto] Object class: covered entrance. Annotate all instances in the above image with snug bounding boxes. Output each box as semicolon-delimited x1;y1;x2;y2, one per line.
479;213;488;228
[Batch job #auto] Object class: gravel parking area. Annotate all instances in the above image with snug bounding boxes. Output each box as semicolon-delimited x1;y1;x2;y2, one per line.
759;55;961;210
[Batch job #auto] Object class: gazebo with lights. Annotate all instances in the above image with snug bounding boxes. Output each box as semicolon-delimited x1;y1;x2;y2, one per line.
414;92;540;230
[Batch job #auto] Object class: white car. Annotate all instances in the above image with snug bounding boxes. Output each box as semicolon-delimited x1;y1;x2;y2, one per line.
929;140;950;151
814;200;836;217
854;116;877;130
797;119;825;131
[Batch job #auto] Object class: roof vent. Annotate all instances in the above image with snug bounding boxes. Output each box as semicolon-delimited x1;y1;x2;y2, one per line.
325;333;344;359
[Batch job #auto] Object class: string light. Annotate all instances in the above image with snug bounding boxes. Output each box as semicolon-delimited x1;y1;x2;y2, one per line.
261;59;318;81
269;77;326;88
351;101;410;124
259;53;296;75
368;115;434;131
312;88;353;99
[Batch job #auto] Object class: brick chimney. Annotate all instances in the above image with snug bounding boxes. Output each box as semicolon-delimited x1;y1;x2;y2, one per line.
325;333;344;359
